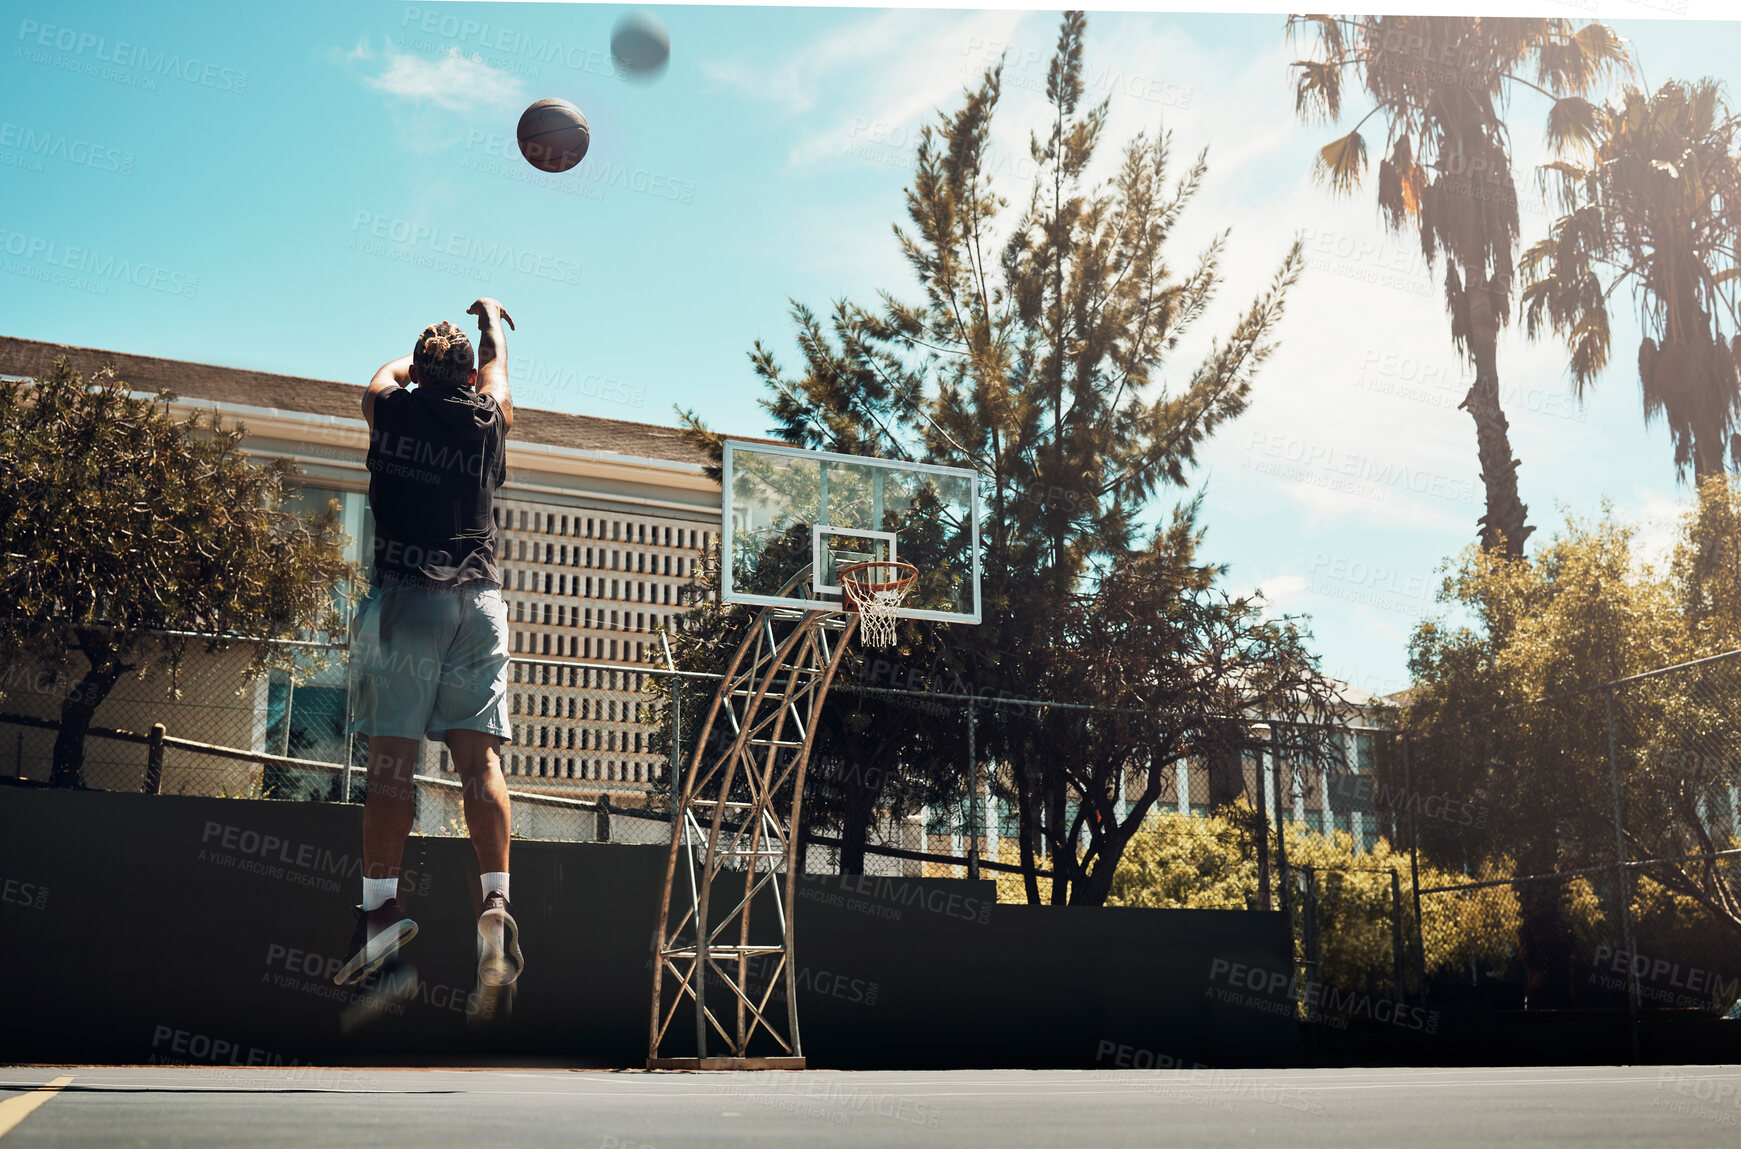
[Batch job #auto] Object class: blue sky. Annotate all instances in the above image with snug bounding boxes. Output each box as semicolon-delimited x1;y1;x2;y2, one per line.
5;2;1741;696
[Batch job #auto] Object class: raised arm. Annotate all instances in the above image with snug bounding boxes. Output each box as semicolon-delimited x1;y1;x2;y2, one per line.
363;354;412;433
467;297;516;432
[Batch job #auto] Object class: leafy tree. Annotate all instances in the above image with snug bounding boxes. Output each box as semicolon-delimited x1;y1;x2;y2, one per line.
0;359;354;788
1110;807;1521;998
1523;79;1741;484
1289;15;1629;558
1404;484;1741;1000
672;12;1343;904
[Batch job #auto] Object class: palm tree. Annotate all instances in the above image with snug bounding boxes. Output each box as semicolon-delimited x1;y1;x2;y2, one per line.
1289;15;1629;559
1522;79;1741;484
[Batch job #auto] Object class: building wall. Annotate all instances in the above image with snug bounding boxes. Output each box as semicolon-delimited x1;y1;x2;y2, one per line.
0;377;729;810
484;498;716;797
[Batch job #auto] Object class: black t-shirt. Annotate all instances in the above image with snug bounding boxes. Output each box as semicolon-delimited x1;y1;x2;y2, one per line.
365;384;508;589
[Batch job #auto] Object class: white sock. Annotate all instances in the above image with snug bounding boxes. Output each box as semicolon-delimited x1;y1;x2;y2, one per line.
362;876;398;912
481;872;510;902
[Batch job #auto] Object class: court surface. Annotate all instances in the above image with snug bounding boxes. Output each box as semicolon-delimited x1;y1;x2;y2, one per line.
2;1065;1738;1147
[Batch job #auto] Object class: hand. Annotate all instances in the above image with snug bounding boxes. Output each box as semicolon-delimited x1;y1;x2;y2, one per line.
468;298;516;331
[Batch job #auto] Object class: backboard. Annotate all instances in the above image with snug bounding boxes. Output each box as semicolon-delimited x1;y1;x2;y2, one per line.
721;441;981;623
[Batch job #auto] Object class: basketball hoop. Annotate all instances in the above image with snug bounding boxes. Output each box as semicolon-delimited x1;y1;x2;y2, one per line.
837;560;918;648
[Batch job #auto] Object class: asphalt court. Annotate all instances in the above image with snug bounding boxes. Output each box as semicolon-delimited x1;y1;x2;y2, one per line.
2;1065;1741;1147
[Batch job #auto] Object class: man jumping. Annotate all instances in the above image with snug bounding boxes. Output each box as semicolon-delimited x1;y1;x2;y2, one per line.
336;297;523;992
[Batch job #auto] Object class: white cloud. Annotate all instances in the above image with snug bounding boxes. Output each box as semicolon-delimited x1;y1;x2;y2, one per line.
329;37;528;156
1621;486;1693;576
1258;572;1308;606
363;44;527;113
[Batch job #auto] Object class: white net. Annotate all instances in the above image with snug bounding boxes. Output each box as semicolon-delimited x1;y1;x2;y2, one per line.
841;562;916;648
856;589;906;648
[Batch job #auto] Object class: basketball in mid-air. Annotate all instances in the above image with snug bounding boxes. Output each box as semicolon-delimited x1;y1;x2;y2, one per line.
611;12;670;79
517;98;591;174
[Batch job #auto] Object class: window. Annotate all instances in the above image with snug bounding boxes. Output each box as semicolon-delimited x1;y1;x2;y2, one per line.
519;511;527;530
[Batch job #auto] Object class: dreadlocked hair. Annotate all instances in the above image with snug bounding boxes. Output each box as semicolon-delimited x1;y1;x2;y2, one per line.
412;320;475;387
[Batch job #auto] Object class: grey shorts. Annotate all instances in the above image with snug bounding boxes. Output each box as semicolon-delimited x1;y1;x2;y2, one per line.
346;582;511;742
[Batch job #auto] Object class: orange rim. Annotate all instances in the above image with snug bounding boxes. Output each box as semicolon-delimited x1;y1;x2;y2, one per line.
837;560;918;612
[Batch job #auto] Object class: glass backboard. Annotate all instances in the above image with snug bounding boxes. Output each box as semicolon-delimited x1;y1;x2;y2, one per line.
722;441;981;623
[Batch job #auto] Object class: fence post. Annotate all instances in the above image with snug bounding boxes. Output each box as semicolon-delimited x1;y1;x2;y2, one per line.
1390;868;1406;1005
966;699;980;881
1604;685;1641;1062
597;792;613;843
1254;738;1272;911
1271;727;1290;925
142;723;166;795
668;669;682;809
1400;732;1426;991
1301;865;1319;1067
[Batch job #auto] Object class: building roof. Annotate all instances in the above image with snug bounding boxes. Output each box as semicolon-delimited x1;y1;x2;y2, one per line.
0;334;748;466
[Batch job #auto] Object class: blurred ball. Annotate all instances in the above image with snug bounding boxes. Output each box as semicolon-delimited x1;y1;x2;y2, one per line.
611;12;670;79
517;98;590;174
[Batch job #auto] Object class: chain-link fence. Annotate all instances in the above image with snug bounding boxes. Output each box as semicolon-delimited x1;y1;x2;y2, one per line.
0;635;1109;887
1308;650;1741;1042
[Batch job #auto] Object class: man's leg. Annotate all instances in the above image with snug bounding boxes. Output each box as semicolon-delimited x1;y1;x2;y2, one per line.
446;728;509;875
362;735;422;880
446;728;522;987
334;734;424;985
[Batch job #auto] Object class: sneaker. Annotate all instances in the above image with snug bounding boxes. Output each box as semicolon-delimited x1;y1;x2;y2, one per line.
333;898;419;986
476;891;523;988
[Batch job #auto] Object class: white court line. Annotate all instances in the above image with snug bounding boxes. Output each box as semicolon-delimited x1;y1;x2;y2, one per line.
5;1069;1736;1103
